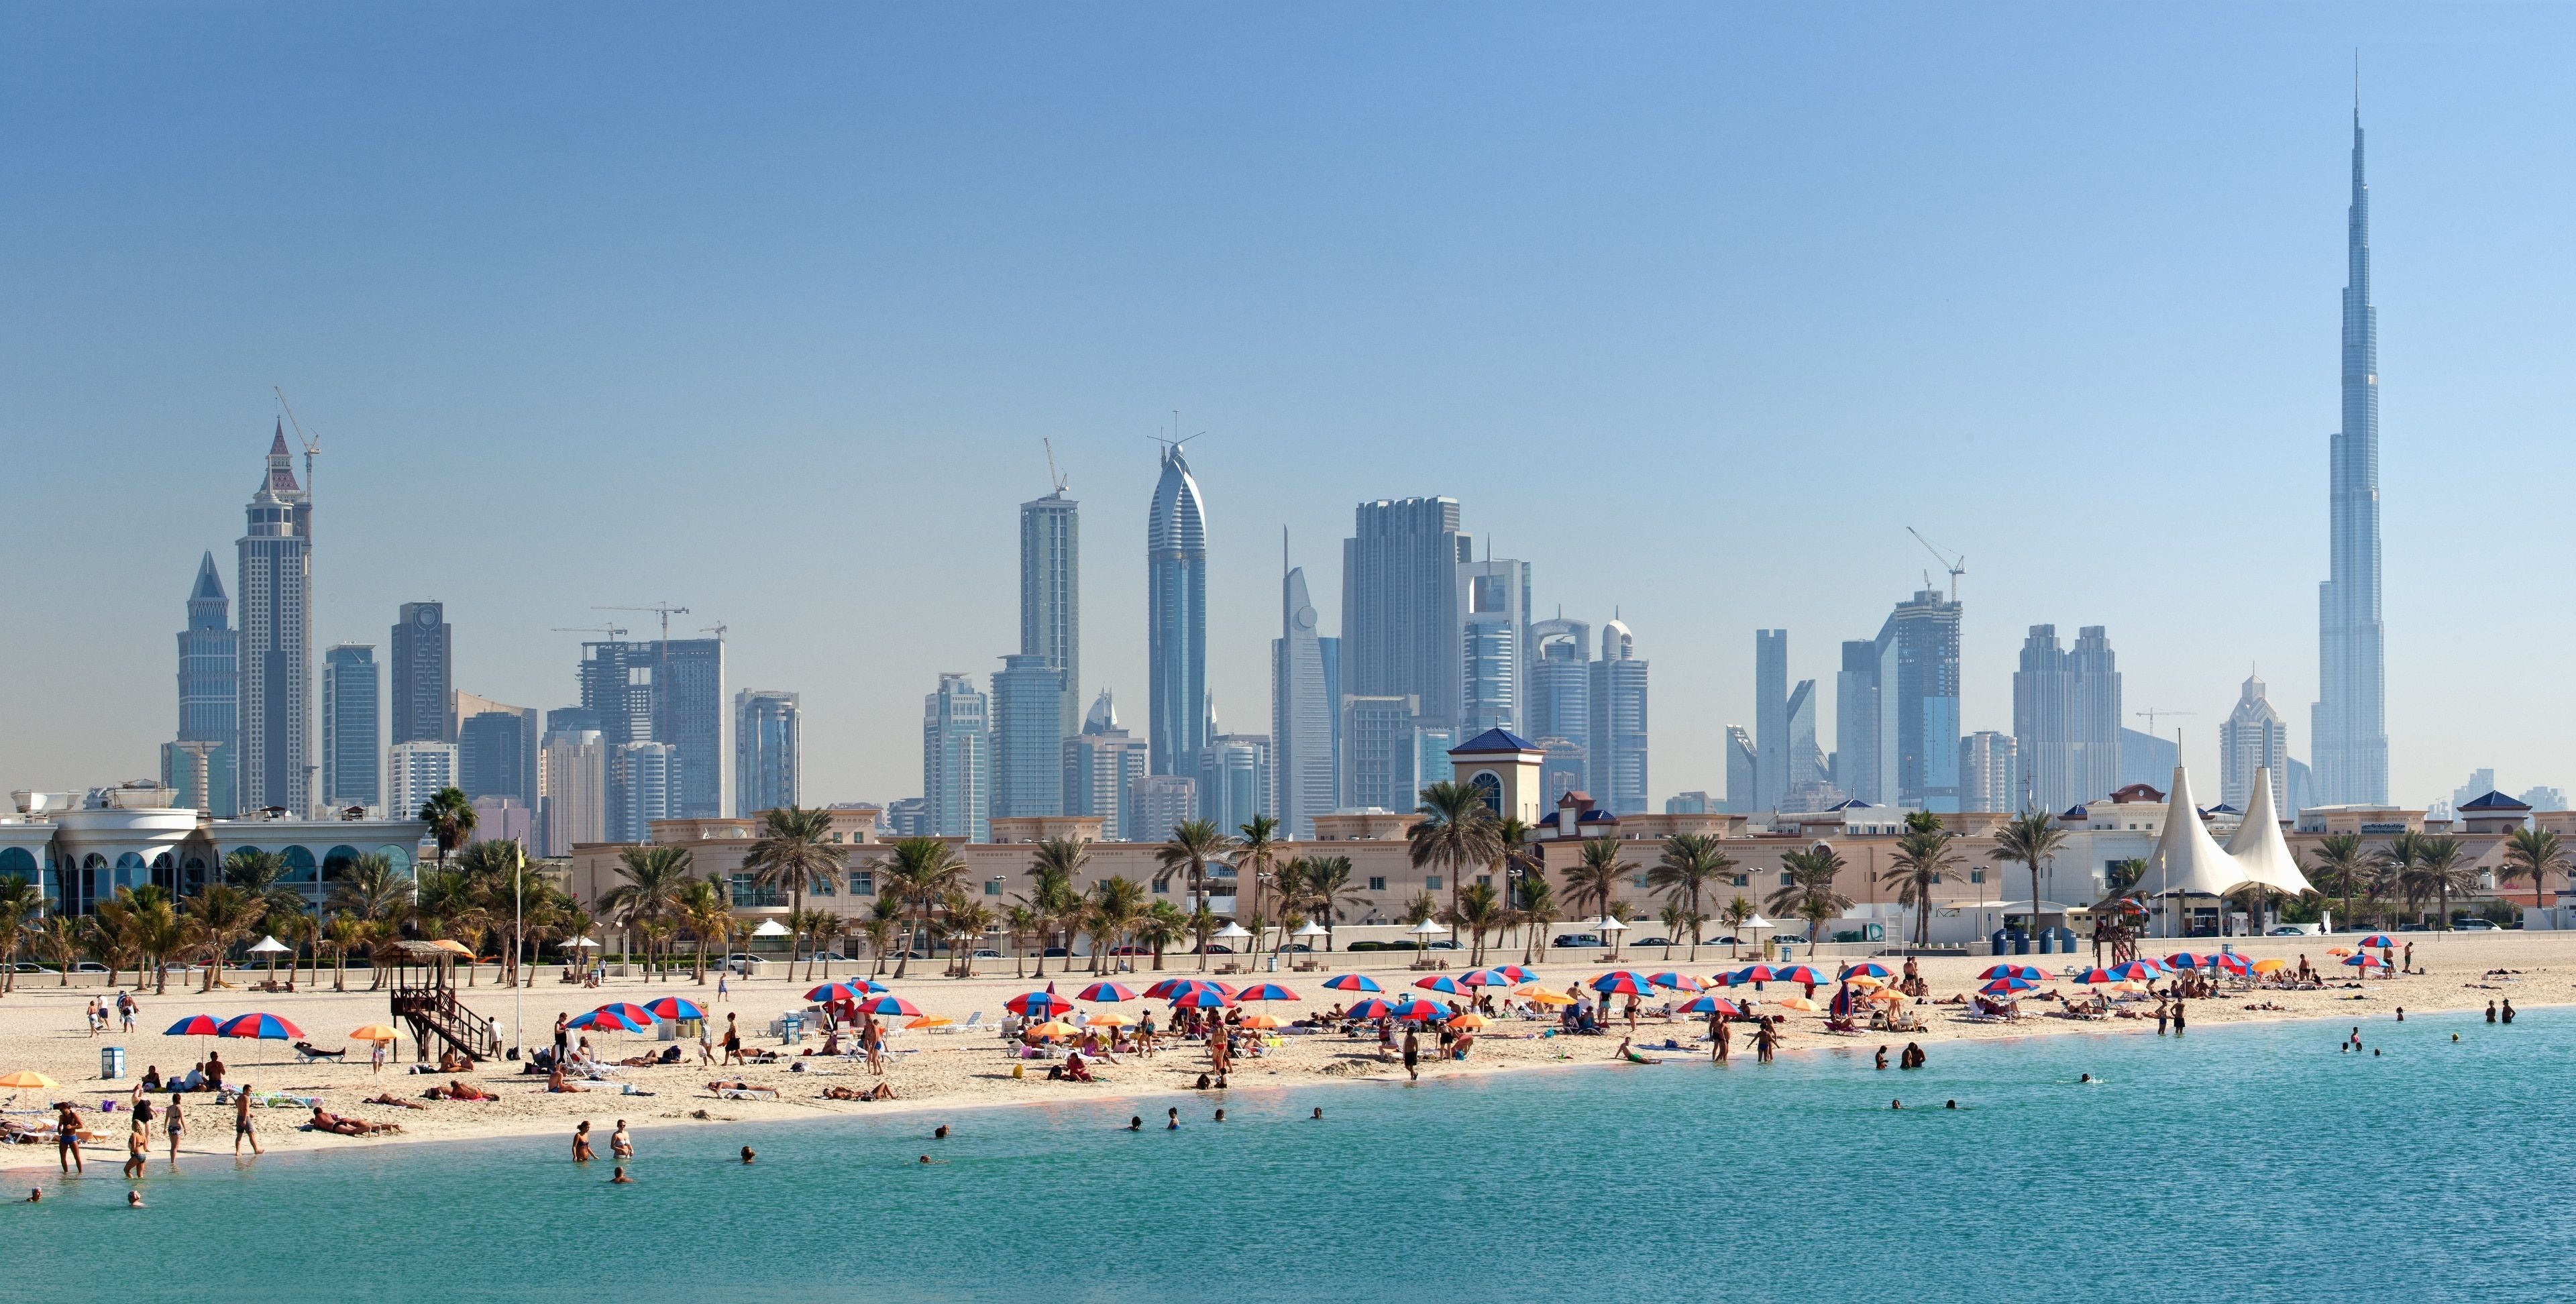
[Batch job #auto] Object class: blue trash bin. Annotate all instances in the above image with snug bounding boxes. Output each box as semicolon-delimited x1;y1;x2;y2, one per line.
1989;928;2008;955
101;1046;126;1080
2011;931;2031;956
2035;931;2055;955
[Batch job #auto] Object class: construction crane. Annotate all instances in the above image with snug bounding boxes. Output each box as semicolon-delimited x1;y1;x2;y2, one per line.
596;604;690;643
274;386;321;504
553;623;628;641
1907;527;1966;602
700;623;728;641
2135;707;2195;737
1042;439;1069;495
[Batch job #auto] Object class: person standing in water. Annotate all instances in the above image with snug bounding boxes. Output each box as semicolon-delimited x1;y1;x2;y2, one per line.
164;1094;184;1164
2503;998;2516;1024
233;1084;262;1156
1401;1028;1420;1082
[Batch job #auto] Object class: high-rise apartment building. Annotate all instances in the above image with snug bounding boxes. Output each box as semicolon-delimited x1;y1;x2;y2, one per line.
1063;691;1148;840
2219;673;2290;814
1129;775;1197;846
734;690;801;816
1020;486;1081;737
1538;737;1588;805
1146;445;1209;777
2014;623;2121;813
989;657;1064;819
1960;730;2019;814
2314;107;2391;807
1271;555;1340;838
1723;725;1757;816
390;602;453;745
1878;590;1964;812
923;673;990;842
1339;694;1421;812
235;425;311;814
1344;498;1472;734
458;704;537;810
1199;735;1272;836
320;645;379;812
1753;629;1788;810
1588;620;1650;816
166;552;239;818
540;727;606;854
1458;557;1529;735
1834;639;1882;805
577;637;724;818
607;741;678;841
1527;619;1590;782
1781;678;1821;800
387;740;458;822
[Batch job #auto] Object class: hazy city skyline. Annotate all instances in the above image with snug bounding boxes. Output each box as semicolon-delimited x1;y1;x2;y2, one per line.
10;7;2576;812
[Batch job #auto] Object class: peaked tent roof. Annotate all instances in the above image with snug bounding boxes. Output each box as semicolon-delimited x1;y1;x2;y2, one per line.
2133;766;2240;898
2459;790;2532;812
1450;728;1541;756
2222;767;2314;895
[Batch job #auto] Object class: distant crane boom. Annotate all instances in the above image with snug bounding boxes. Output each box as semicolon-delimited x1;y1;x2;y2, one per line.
553;623;628;641
595;603;690;643
1907;527;1966;602
1042;439;1069;494
2135;708;2196;738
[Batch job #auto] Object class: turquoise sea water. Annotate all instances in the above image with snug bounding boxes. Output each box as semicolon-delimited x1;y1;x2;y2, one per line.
12;1006;2575;1302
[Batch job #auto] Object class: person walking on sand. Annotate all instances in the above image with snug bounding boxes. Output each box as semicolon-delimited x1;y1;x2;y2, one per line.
234;1084;262;1156
56;1103;83;1174
119;990;138;1033
723;1013;745;1066
1401;1028;1421;1082
717;971;729;1003
165;1094;184;1164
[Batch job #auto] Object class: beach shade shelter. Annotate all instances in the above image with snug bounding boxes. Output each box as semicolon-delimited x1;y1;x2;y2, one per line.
1234;983;1300;1002
2129;766;2245;936
248;934;290;988
1650;972;1705;993
643;997;707;1022
1006;991;1076;1019
2222;769;2315;924
1679;994;1745;1018
1591;971;1658;997
1387;997;1448;1022
1076;982;1138;1003
852;994;922;1018
1413;975;1465;994
1321;974;1382;993
1214;922;1254;944
1170;987;1236;1009
1344;998;1398;1020
1838;963;1894;981
1405;920;1449;956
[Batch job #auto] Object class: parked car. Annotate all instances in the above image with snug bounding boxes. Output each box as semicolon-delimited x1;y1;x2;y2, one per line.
721;953;765;974
1042;946;1069;958
1191;944;1236;955
2266;925;2310;937
1552;933;1603;948
2454;918;2502;932
969;948;1003;959
1627;936;1672;950
72;963;107;974
1344;941;1385;953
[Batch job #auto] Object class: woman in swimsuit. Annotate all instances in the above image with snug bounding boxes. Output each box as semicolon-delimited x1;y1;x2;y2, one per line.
165;1094;185;1162
56;1104;83;1174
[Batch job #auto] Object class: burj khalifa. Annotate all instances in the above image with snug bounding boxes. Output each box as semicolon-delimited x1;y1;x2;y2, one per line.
2312;106;2390;807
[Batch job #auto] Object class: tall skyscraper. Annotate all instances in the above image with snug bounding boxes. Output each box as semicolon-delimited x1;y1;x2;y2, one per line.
540;726;607;855
1457;557;1530;735
165;553;239;818
1344;498;1472;733
320;644;379;812
1960;730;2019;814
2314;106;2390;806
735;690;801;816
989;656;1064;819
1723;725;1756;816
578;637;724;818
458;706;537;809
2220;673;2290;813
606;741;677;841
1527;619;1590;762
1064;691;1148;839
387;740;458;822
1753;629;1788;810
2014;623;2121;812
390;602;453;745
1780;678;1821;803
1589;620;1650;815
1834;639;1882;805
1129;775;1197;845
1019;486;1081;737
1338;694;1421;812
1271;550;1339;838
1146;444;1208;777
922;672;991;841
1198;734;1271;836
235;425;311;814
1878;590;1964;812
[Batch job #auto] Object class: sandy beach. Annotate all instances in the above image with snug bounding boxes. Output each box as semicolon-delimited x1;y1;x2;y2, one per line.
4;932;2563;1170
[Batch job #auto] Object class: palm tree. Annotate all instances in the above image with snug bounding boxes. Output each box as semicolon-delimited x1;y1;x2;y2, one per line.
2413;835;2477;931
321;914;363;991
416;786;477;868
1080;876;1145;975
222;847;311;928
1563;838;1630;957
2500;826;2567;914
1409;781;1503;937
1154;820;1235;971
1770;845;1853;948
1515;873;1557;963
1880;813;1962;948
881;838;966;979
182;883;266;992
2381;831;2427;928
860;897;904;977
1988;810;2067;940
741;807;845;977
1023;837;1091;977
328;851;411;924
33;915;83;987
451;839;533;986
2304;833;2371;933
677;877;729;983
0;872;40;995
1719;895;1756;958
1451;881;1504;964
1003;904;1040;978
1136;898;1187;971
1648;833;1735;960
944;898;996;975
1291;856;1361;953
1235;814;1281;953
1655;904;1687;961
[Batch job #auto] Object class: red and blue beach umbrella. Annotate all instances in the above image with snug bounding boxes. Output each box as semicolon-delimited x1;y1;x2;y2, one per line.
1770;965;1827;987
217;1012;305;1041
1679;994;1745;1017
1979;976;2039;995
2207;954;2251;974
1387;997;1448;1022
1170;987;1236;1009
1485;965;1538;983
1007;991;1075;1018
1649;972;1704;992
1978;964;2051;982
1143;977;1197;998
852;994;922;1018
2070;967;2121;985
1075;982;1137;1003
164;1015;225;1037
1837;963;1893;981
1344;997;1397;1020
567;1008;646;1032
1413;975;1464;994
1234;983;1300;1002
2163;953;2208;971
2343;953;2381;968
806;981;883;1004
643;996;706;1022
1321;974;1382;993
2105;959;2165;982
2359;934;2397;948
1591;971;1657;996
1730;964;1781;985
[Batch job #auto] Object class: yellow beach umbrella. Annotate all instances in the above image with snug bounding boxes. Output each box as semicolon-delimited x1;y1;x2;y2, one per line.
905;1016;953;1030
2112;980;2149;993
429;938;474;957
1087;1012;1132;1027
1521;989;1574;1006
1030;1020;1078;1040
1240;1014;1286;1030
1847;975;1886;989
1774;996;1821;1012
2326;947;2353;957
347;1025;399;1043
0;1071;60;1090
1446;1012;1489;1029
2251;959;2287;975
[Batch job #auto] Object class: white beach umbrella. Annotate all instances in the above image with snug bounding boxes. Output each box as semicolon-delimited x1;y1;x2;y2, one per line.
560;936;602;949
1293;922;1329;938
248;934;289;987
1214;923;1252;940
751;920;790;936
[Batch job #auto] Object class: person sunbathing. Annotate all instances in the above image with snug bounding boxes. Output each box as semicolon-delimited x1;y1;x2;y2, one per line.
362;1092;429;1110
423;1079;491;1101
546;1065;576;1093
308;1107;398;1136
822;1085;867;1100
437;1049;472;1073
706;1080;756;1092
810;1032;844;1057
294;1041;346;1061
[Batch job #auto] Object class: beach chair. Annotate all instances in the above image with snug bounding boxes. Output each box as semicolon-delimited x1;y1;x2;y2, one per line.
959;1011;984;1035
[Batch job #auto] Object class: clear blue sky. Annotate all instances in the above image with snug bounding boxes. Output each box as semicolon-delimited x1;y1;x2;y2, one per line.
7;3;2572;810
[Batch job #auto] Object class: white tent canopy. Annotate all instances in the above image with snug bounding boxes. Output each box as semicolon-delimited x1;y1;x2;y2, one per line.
1214;923;1253;940
2224;767;2314;896
247;935;290;954
1291;922;1330;938
2135;766;2241;898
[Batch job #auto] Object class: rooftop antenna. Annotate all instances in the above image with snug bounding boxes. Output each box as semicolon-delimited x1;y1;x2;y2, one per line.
273;386;321;504
1907;527;1966;601
1148;410;1208;455
1042;438;1069;495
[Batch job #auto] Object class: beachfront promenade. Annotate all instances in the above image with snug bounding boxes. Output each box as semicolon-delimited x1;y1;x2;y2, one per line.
5;931;2566;1169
